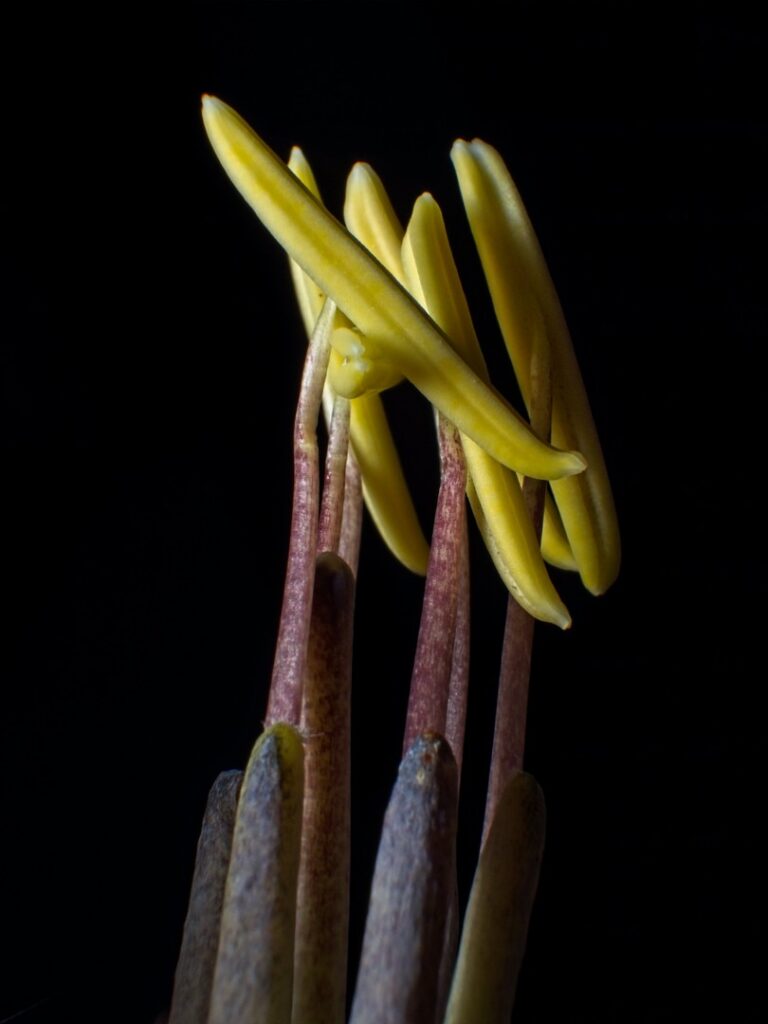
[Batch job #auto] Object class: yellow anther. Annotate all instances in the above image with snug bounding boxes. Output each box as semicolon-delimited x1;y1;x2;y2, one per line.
541;493;578;571
451;139;620;594
344;162;408;286
202;97;586;483
402;193;570;627
285;146;429;574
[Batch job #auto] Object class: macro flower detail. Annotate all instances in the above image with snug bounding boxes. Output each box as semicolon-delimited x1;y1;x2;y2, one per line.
166;96;620;1024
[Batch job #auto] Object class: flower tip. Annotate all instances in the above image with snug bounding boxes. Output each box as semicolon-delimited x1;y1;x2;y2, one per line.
200;94;230;134
561;449;588;477
542;595;572;631
581;557;621;598
348;161;373;184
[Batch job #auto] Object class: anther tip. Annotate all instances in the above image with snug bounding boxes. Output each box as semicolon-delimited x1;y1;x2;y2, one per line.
567;450;588;476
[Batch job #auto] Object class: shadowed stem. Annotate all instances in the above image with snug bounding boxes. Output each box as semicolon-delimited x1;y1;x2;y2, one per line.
318;395;351;557
483;478;545;841
402;415;467;758
444;515;470;780
436;520;469;1022
267;299;335;727
338;449;362;577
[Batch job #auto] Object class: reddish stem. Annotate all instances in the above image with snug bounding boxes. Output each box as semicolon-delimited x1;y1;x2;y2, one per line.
338;450;362;578
402;416;467;756
482;562;537;842
267;300;334;727
293;553;355;1024
318;396;351;558
444;514;470;779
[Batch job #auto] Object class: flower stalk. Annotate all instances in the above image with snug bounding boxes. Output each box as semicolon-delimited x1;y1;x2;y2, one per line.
267;299;335;727
403;415;468;758
317;396;352;559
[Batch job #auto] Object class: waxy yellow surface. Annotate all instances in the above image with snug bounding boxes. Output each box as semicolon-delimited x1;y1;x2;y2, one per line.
452;139;620;593
202;96;586;482
344;162;408;286
403;193;571;627
286;147;429;575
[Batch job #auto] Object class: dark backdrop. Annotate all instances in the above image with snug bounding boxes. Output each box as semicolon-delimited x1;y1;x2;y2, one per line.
2;8;762;1022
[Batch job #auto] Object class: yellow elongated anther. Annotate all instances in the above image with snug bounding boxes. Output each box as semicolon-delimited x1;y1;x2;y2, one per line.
286;147;429;575
451;139;620;593
336;161;406;395
202;96;585;482
350;391;431;576
541;492;578;571
402;193;570;627
344;162;408;286
286;147;326;341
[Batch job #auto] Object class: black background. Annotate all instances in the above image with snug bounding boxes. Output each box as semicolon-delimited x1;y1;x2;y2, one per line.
2;7;763;1022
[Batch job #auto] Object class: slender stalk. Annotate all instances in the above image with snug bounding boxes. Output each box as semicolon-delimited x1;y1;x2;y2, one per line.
338;449;363;577
292;553;355;1024
317;395;351;557
444;514;470;778
436;519;469;1023
482;506;540;843
483;336;551;840
402;415;467;754
267;299;335;726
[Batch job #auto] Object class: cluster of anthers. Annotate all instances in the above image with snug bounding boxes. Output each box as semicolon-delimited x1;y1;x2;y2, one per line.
166;97;620;1024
